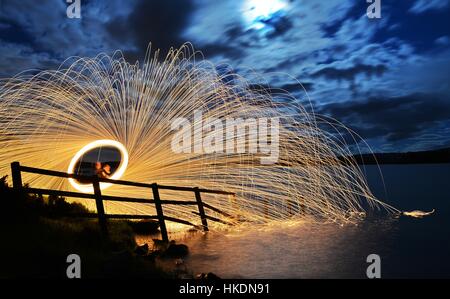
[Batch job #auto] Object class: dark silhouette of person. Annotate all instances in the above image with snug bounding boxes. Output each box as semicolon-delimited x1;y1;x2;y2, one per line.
94;161;111;178
94;161;104;177
102;164;111;178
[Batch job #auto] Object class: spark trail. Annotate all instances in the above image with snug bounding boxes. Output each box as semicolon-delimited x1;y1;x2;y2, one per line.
0;44;399;228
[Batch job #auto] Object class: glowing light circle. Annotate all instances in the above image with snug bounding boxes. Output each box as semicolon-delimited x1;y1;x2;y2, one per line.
67;140;129;193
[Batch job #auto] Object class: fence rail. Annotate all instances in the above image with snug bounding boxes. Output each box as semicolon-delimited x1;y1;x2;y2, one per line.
10;162;235;242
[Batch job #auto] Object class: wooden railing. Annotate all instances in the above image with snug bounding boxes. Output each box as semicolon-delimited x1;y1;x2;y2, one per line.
10;162;235;242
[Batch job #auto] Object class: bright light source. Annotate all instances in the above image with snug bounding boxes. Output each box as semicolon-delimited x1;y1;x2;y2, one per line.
0;44;399;226
242;0;287;30
67;139;129;193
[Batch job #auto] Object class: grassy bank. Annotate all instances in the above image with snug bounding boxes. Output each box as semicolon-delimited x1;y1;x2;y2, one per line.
0;176;172;278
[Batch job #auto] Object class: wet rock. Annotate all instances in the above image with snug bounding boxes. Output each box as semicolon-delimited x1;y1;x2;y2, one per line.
152;238;169;251
196;272;221;280
102;250;134;276
110;250;133;262
175;258;184;266
145;250;161;263
178;273;195;279
163;242;189;258
127;220;159;234
134;243;149;256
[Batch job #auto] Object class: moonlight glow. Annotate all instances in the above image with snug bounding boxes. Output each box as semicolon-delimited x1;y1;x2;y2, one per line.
242;0;288;30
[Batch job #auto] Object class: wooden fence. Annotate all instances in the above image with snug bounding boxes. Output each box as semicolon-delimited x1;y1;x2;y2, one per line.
10;162;235;242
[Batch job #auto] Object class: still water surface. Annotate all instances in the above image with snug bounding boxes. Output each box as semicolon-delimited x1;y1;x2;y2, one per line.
148;164;450;278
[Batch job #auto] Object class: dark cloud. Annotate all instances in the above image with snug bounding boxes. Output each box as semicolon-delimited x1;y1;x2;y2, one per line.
371;1;450;53
319;93;450;143
225;25;243;40
0;0;449;152
198;43;243;60
409;0;449;15
194;25;247;59
106;0;194;62
279;82;314;93
247;82;314;96
0;19;34;46
311;63;388;82
261;14;293;38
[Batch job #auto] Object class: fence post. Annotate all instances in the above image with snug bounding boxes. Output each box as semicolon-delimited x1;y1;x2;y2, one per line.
11;162;23;193
194;187;209;232
92;177;108;237
152;183;169;242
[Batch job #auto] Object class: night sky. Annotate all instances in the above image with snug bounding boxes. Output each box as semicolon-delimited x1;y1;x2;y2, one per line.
0;0;449;152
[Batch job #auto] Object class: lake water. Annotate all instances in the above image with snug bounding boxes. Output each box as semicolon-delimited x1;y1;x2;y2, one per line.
165;164;450;278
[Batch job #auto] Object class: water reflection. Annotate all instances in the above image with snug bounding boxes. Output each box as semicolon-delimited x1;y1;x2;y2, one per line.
172;219;398;278
137;164;450;278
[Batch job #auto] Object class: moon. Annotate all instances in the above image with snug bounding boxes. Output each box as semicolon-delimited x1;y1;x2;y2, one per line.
242;0;288;30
